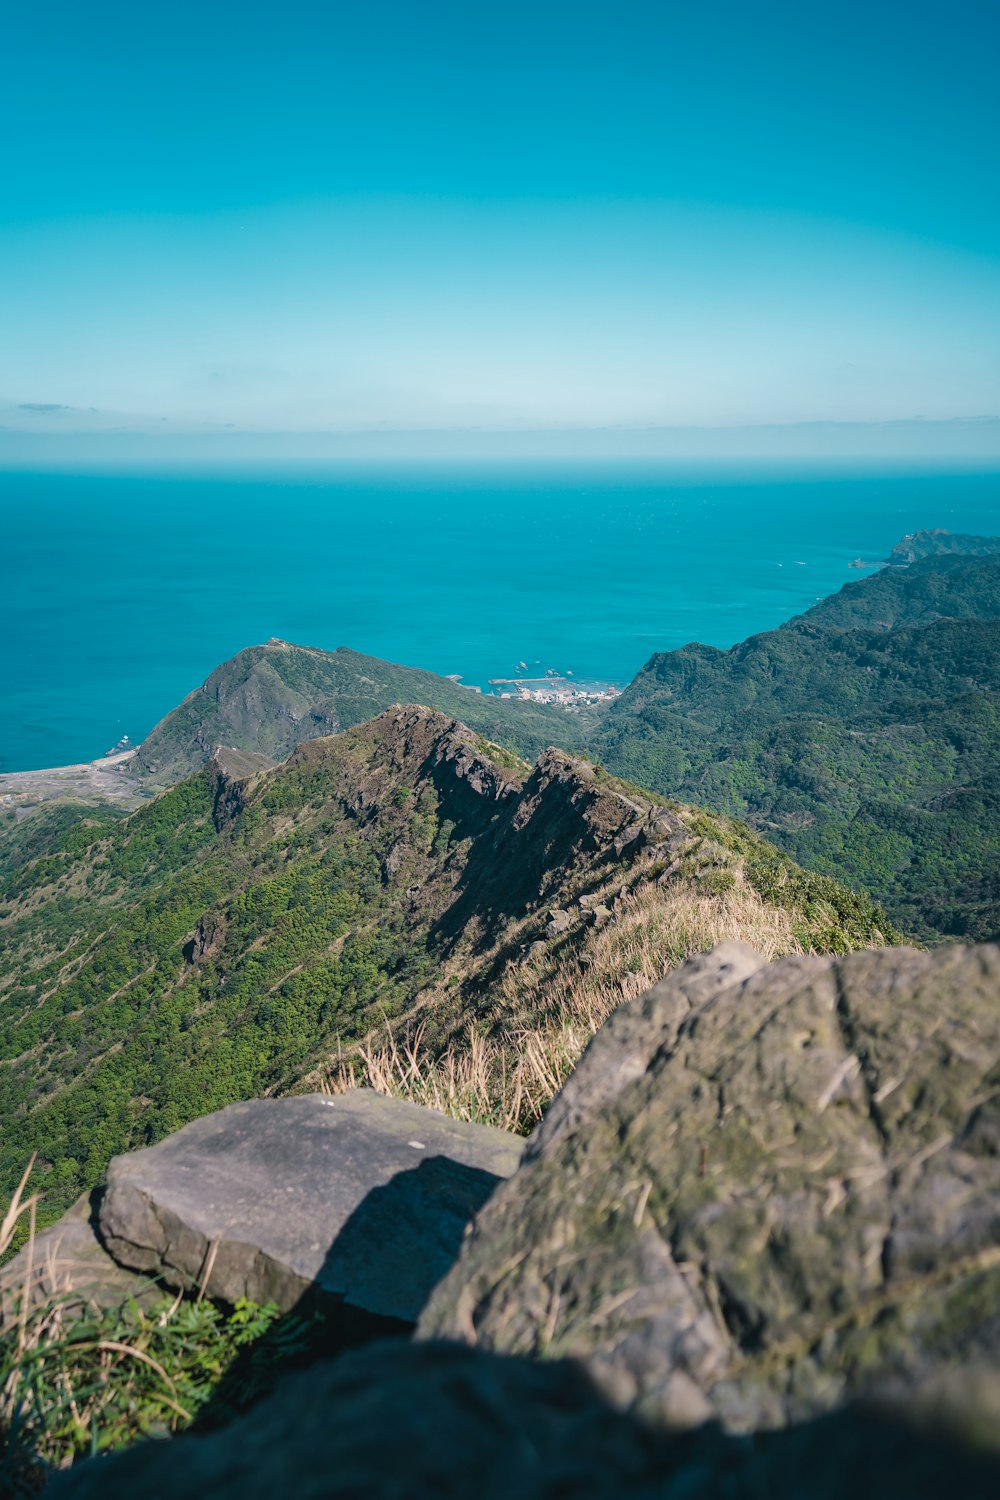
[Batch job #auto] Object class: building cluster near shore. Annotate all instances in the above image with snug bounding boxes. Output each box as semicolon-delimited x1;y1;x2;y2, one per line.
487;674;622;710
447;665;621;710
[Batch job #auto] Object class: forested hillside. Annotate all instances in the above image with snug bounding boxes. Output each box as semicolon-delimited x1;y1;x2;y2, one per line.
887;528;1000;564
594;545;1000;940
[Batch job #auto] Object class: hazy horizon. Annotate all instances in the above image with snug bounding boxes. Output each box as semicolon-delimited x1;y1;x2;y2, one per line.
3;418;1000;467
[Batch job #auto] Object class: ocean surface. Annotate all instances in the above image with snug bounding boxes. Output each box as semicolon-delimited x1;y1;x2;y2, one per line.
2;461;998;773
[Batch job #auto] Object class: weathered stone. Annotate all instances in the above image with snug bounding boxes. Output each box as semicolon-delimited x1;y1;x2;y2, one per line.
545;908;571;937
526;941;766;1163
50;1340;1000;1500
187;910;227;963
99;1091;523;1322
0;1191;158;1326
420;943;1000;1431
381;840;404;881
588;904;613;926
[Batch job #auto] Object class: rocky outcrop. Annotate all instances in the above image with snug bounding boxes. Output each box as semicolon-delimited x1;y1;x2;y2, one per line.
509;749;662;875
1;1092;522;1340
21;944;1000;1497
98;1091;523;1323
209;744;277;830
420;941;1000;1431
427;740;691;945
356;706;523;831
49;1339;1000;1499
187;908;228;963
524;941;766;1162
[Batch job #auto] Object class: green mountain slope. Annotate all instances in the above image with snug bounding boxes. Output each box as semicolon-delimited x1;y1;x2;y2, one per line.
0;708;893;1226
0;800;128;878
797;550;1000;632
593;548;1000;941
134;639;589;783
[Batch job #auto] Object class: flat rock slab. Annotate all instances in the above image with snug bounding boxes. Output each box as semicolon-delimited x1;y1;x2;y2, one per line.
99;1090;524;1322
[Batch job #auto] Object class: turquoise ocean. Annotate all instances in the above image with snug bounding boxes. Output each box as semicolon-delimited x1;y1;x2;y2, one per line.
2;461;998;773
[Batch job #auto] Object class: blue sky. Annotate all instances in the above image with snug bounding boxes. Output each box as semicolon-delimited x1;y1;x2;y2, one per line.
3;0;999;439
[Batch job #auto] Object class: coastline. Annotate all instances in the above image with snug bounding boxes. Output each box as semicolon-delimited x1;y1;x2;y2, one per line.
8;464;998;775
0;749;148;818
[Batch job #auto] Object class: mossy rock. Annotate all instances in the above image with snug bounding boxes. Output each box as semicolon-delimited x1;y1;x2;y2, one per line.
420;941;1000;1431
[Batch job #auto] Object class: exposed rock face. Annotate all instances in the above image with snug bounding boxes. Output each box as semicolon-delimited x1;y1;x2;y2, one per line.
525;941;767;1163
509;750;674;880
187;908;227;963
49;1340;1000;1500
422;736;689;944
349;705;522;827
25;942;1000;1496
208;744;277;830
420;942;1000;1431
99;1092;524;1322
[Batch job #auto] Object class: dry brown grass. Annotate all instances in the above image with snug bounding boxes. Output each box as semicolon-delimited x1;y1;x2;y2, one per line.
0;1159;38;1266
328;872;809;1134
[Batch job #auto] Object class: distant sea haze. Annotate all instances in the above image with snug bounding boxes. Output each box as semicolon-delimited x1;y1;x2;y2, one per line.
2;461;998;772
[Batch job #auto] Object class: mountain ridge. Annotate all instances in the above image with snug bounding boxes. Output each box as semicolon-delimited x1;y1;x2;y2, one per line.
6;529;999;944
0;704;893;1226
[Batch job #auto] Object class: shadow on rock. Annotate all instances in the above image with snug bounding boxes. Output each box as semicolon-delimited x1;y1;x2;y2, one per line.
309;1152;505;1327
48;1338;1000;1500
175;1153;507;1437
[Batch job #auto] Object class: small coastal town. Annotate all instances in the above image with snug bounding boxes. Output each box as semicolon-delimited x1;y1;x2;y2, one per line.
448;662;621;709
489;674;621;709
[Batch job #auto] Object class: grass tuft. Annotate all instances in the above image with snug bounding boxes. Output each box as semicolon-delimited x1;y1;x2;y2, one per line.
0;1165;316;1495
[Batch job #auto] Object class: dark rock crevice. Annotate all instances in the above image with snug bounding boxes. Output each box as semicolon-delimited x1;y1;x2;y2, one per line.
832;963;892;1156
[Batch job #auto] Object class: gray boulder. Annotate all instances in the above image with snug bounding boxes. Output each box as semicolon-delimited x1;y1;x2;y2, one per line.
99;1090;523;1322
419;942;1000;1429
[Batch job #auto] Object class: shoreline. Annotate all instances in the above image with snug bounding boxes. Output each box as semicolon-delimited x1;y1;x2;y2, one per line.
0;749;147;817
